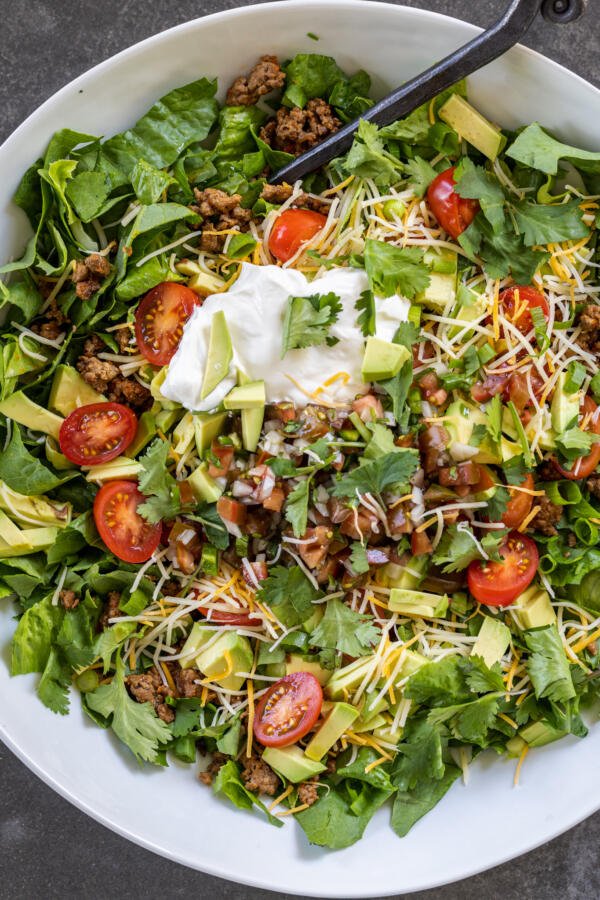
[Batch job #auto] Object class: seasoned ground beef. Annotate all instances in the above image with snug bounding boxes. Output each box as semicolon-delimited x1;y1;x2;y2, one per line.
59;589;80;610
126;668;175;724
587;474;600;500
107;375;151;409
31;320;63;340
531;493;563;536
199;752;228;786
297;780;319;807
259;98;341;157
76;355;119;393
98;591;122;630
174;667;203;699
241;755;280;796
71;253;111;300
260;183;331;216
192;187;254;252
225;55;285;107
76;334;151;410
576;304;600;354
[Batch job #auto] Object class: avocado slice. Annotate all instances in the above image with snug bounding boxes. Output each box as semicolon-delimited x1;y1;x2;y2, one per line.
193;411;228;453
262;745;326;783
0;509;28;546
172;412;196;456
176;260;227;297
416;273;457;312
0;525;59;558
438;93;506;161
305;702;360;761
201;311;233;401
84;457;143;483
471;616;511;667
388;588;449;618
0;391;63;441
361;337;411;383
285;653;331;686
237;369;265;453
45;437;76;471
186;462;224;503
124;411;157;458
155;407;181;432
520;720;566;748
179;622;218;668
377;557;427;590
513;585;556;630
551;371;580;435
326;655;375;701
194;631;253;692
49;365;105;417
352;712;388;734
150;367;181;411
0;480;71;528
223;381;266;410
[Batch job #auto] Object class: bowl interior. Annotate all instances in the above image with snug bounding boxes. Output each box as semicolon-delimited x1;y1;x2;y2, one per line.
1;2;600;896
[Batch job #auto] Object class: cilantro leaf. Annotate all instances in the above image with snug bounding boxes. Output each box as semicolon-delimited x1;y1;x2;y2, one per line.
404;156;438;198
427;694;500;745
284;479;310;538
502;455;530;485
363;239;430;299
355;289;376;336
332;449;419;497
454;158;506;233
281;292;341;356
513;198;588;247
524;625;576;702
310;598;379;657
432;525;506;574
459;214;548;283
344;119;403;186
507;122;600;175
390;719;446;791
379;360;413;424
188;503;230;549
556;427;600;461
350;541;370;574
85;658;171;762
465;656;506;693
486;485;510;521
137;439;183;524
257;565;320;626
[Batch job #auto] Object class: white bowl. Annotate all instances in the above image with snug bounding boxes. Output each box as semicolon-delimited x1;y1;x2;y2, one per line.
1;2;599;895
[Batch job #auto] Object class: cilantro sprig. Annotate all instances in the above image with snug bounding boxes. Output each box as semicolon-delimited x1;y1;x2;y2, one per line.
281;291;342;356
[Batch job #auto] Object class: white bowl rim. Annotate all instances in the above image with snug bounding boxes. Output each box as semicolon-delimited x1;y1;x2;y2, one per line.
1;2;600;895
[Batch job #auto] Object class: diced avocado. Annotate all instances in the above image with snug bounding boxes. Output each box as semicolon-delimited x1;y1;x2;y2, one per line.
438;93;506;161
0;392;63;441
388;588;449;618
201;311;233;400
200;544;219;577
352;713;388;734
180;622;218;669
513;585;556;630
360;692;390;721
124;411;157;458
301;605;324;634
524;417;556;452
175;261;226;297
150;367;181;411
444;399;501;465
223;381;266;410
416;273;457;312
262;745;326;783
44;437;75;471
361;337;411;383
373;722;404;744
400;649;429;678
448;284;487;338
305;702;359;760
506;735;527;758
195;631;254;692
326;655;375;701
186;461;224;503
155;407;181;432
551;371;580;435
172;411;196;456
48;365;105;416
194;411;228;453
0;481;71;528
0;509;27;545
0;526;59;558
520;720;566;748
472;616;511;667
237;367;265;453
377;557;427;590
424;249;458;276
85;457;142;483
285;653;331;686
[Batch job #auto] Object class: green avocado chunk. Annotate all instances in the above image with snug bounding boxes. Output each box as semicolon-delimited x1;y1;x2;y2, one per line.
513;584;556;630
361;337;411;383
49;365;105;416
471;616;511;667
193;411;228;453
262;745;326;783
388;588;449;618
285;653;331;686
305;702;359;761
186;461;224;503
0;391;63;440
201;310;233;400
438;93;506;161
195;631;253;692
223;380;266;410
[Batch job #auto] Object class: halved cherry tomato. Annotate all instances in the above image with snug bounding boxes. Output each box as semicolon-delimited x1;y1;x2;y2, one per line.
191;588;260;627
59;402;137;466
253;672;323;747
499;285;549;337
268;209;327;262
501;473;536;529
93;480;161;563
467;531;539;607
426;166;480;240
552;395;600;480
134;282;200;365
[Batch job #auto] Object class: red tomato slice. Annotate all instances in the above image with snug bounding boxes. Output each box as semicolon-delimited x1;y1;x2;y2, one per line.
93;480;161;563
253;672;323;747
552;395;600;480
426;166;479;240
59;402;137;466
499;285;549;337
467;531;539;607
501;473;535;529
268;209;327;262
134;282;200;365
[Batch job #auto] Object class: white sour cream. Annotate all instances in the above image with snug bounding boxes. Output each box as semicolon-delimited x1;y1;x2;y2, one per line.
162;263;409;410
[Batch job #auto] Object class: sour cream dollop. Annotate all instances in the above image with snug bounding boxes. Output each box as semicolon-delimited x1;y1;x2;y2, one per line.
162;263;409;410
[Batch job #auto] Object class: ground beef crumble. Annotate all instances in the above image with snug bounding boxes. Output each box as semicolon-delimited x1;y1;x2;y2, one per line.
259;98;341;157
126;668;175;724
71;253;111;300
531;493;563;536
59;589;80;610
192;187;253;252
225;55;286;107
98;591;122;630
297;780;319;807
260;182;331;216
199;752;228;786
240;755;280;796
576;303;600;354
174;667;204;699
76;334;151;410
587;474;600;500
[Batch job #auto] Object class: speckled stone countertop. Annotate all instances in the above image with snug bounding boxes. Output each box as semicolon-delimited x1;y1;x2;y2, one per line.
1;2;599;898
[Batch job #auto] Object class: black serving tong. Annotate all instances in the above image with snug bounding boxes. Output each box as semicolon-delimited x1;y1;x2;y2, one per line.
269;0;587;184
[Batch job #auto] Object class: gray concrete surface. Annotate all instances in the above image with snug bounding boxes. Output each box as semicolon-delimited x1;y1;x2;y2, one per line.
1;1;599;897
